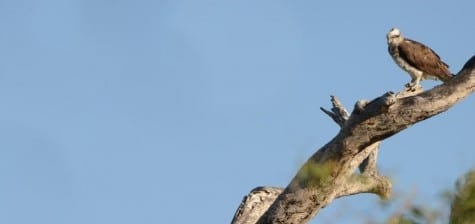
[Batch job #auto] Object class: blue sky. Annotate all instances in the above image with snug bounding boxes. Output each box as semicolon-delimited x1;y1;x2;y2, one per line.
0;1;474;223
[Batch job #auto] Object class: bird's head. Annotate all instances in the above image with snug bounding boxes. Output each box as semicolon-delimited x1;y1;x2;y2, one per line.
386;28;403;45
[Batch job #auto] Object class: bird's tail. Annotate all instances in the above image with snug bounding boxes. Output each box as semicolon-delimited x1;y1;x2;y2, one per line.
441;73;456;83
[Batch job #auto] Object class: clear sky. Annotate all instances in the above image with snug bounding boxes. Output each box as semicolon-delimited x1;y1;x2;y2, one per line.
1;1;474;223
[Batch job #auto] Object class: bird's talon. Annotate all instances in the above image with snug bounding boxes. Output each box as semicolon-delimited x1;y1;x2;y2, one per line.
388;28;452;91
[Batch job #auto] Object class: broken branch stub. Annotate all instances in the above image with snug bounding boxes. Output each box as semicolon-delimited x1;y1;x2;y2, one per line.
234;55;475;224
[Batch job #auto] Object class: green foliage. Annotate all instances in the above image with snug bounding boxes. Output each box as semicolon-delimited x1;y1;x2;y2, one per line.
297;161;335;188
384;204;439;224
386;215;420;224
450;170;475;224
381;170;475;224
385;169;475;224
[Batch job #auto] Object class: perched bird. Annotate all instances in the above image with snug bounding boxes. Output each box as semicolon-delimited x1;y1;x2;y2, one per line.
386;28;452;90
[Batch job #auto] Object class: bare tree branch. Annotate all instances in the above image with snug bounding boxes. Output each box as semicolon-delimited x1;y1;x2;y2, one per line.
232;55;475;224
319;95;349;127
231;187;283;224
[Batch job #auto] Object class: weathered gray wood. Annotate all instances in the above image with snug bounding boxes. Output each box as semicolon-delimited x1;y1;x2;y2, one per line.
231;187;283;224
232;96;387;224
232;55;475;224
320;95;349;127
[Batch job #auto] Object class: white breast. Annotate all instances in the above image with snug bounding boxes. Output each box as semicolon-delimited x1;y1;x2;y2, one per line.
389;46;423;81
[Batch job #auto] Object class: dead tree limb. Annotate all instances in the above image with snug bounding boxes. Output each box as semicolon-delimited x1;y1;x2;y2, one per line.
231;55;475;224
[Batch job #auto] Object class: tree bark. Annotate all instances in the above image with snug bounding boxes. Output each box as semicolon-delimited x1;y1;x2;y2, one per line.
231;55;475;224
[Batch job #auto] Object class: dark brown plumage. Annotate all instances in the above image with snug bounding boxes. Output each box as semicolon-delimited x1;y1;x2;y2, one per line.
387;28;453;89
398;38;452;82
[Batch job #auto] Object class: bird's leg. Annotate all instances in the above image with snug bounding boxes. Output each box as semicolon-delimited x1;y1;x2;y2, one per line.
405;78;416;88
414;77;421;88
405;77;421;91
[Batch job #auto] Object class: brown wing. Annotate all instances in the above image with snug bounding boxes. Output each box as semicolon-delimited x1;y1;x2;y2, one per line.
398;38;452;82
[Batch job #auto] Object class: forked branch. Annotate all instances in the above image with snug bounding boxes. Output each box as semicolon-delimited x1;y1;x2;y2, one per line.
232;55;475;224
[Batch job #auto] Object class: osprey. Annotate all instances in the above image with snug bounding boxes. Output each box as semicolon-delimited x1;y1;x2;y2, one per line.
386;28;452;89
